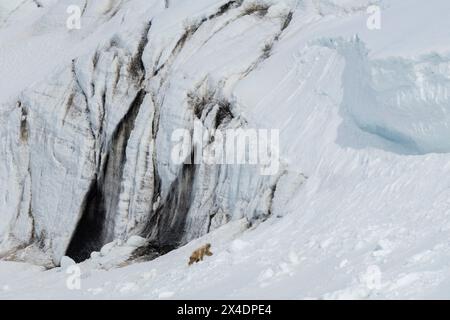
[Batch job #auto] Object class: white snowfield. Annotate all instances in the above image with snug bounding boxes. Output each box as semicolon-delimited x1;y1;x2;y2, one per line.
1;0;450;299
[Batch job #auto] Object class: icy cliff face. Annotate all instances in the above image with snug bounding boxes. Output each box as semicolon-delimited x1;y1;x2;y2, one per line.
0;0;300;265
1;0;450;281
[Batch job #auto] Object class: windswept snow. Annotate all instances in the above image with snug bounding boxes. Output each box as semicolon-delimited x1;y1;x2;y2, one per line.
2;216;450;299
1;0;450;299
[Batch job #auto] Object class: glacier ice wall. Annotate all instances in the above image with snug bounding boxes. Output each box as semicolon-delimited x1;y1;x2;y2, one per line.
2;0;450;268
0;0;298;265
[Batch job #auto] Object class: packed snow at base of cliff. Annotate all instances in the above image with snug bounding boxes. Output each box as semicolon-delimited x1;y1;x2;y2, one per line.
1;0;450;299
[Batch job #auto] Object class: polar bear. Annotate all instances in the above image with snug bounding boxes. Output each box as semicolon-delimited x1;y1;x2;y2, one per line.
188;243;213;266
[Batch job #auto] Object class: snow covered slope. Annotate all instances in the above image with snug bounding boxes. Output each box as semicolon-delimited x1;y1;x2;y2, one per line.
1;0;450;299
